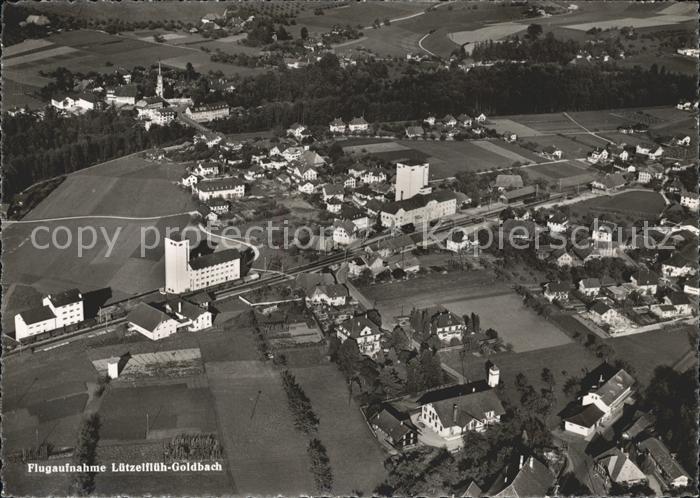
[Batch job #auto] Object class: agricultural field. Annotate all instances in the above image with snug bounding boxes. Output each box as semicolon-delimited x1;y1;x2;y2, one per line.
396;139;539;177
523;133;609;158
297;2;429;33
291;365;387;494
526;160;596;187
563;2;696;32
359;269;571;353
570;190;667;222
206;360;315;495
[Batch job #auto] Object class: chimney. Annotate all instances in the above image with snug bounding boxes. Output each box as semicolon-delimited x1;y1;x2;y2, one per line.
452;403;458;424
519;455;524;469
178;300;182;313
529;457;533;469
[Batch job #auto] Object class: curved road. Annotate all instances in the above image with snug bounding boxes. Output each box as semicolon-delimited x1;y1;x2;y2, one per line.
4;211;197;225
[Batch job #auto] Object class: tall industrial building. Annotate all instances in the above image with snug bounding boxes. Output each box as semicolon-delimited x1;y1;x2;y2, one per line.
155;61;164;98
395;159;432;201
165;235;241;294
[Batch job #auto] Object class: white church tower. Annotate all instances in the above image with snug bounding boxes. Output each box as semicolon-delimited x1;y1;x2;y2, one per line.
165;235;190;294
156;61;164;99
488;364;500;388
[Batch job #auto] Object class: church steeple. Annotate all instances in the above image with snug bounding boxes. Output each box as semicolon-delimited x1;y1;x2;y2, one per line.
156;61;164;98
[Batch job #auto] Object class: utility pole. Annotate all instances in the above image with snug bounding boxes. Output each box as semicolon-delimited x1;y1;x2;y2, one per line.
146;413;149;438
250;390;262;420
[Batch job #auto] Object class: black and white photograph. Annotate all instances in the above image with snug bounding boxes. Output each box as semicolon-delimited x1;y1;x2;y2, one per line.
1;1;698;496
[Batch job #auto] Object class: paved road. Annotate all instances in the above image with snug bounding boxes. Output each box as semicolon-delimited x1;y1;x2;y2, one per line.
563;112;614;144
5;211;196;225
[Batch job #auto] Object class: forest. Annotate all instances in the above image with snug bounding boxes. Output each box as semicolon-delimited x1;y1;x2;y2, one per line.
209;53;696;134
2;109;192;199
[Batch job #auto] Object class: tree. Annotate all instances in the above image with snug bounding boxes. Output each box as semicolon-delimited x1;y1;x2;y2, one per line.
526;24;543;41
541;368;555;393
300;26;309;40
336;338;361;378
70;413;101;495
558;472;591;496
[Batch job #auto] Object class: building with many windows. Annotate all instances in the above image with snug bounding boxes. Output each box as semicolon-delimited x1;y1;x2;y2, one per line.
164;235;241;294
185;102;230;122
14;288;84;340
380;191;457;228
194;178;245;201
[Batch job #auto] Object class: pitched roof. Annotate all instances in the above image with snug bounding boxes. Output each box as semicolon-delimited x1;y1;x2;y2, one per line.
115;84;138;97
337;315;380;339
127;302;173;332
501;185;536;200
372;408;415;442
197;178;244;192
19;305;57;325
313;284;348;299
323;183;344;195
565;403;605;428
46;288;82;307
638;437;689;482
597;448;646;483
591;301;612;315
381;191;457;215
632;270;659;285
593;369;634;406
594;173;626;189
462;481;482;497
189;248;240;270
427;389;505;427
489;456;555;498
349;117;368;125
330;118;346;126
546;281;572;293
580;277;601;288
495;174;524;189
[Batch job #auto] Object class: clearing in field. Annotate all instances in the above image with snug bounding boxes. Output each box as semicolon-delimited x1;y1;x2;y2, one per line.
206;360;315;495
566;11;696;31
574;190;667;218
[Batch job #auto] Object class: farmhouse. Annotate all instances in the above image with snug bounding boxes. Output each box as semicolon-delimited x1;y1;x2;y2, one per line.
14;288;85;340
336;314;382;357
417;382;505;442
591;173;626;193
587;147;609;164
329;118;346;133
164;235;241;294
495;174;523;190
380;191;457;228
542;145;563;160
661;254;696;277
637;437;690;489
194;178;245;201
371;407;418;450
348;117;369;132
127;303;179;341
405;126;425;138
185;102;230;122
629;270;658;294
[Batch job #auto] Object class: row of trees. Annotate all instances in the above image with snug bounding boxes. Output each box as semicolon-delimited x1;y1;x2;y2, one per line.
70;413;101;496
2;109;192;199
471;30;581;65
280;370;320;435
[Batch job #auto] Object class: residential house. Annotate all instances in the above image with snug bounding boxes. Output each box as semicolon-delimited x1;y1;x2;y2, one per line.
298;180;317;194
446;228;478;253
307;284;349;307
475;113;487;123
335;314;382;357
293;164;318;181
329;118;347;133
424;116;436;126
637;163;665;184
501;219;537;242
629;270;659;294
486;455;555;498
326;197;342;213
322;183;345;202
547;212;569;233
552;248;575;268
457;113;473;127
680;191;699;211
207;198;230;215
360;168;387;184
663;292;693;315
343;176;357;189
106;84;139;106
635;143;664;159
429;309;466;343
590;301;624;325
195;161;220;177
542;145;563;160
595;448;647;487
592;220;618;243
299;150;326;168
371;407;418;450
544;281;572;302
181;173;199;188
333;220;358;246
672;135;691;147
587;147;610;164
579;278;602;296
418;384;505;440
442;114;457;127
347;256;369;277
287;123;308;139
637;437;690;489
281;146;304;162
661;254;696;277
405;126;425;138
167;300;213;332
348;117;369;133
